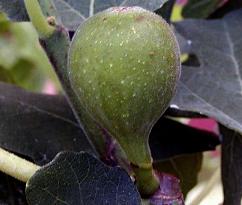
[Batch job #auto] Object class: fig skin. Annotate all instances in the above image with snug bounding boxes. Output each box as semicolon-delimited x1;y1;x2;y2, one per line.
68;7;180;195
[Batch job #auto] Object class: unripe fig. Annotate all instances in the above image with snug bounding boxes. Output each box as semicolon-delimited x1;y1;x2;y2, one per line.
68;7;180;195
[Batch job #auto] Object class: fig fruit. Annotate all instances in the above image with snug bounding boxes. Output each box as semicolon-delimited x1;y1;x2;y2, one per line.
68;7;180;195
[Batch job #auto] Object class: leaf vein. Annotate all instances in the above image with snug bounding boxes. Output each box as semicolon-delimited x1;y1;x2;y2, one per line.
89;0;95;17
0;96;80;128
223;21;242;92
56;0;86;20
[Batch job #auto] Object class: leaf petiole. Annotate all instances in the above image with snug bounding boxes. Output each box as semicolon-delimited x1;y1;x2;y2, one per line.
0;147;40;182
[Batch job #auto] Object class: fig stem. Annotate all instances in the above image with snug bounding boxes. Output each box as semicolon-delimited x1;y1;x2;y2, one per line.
119;138;160;195
132;164;160;196
24;0;55;38
0;147;40;182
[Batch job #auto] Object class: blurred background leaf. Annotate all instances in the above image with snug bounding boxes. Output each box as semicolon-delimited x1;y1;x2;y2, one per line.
0;0;28;21
0;15;60;92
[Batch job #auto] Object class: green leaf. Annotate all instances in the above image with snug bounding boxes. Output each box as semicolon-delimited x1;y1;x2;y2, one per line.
153;153;203;197
0;82;94;165
220;125;242;205
26;152;141;205
172;9;242;133
0;68;14;83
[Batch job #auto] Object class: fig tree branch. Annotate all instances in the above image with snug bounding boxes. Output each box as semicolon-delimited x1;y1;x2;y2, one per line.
24;0;55;38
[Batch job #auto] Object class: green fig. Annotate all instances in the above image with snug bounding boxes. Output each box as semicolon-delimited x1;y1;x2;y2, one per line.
68;7;180;195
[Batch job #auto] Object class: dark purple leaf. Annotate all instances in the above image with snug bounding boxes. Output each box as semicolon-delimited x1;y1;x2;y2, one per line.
26;152;141;205
0;82;94;165
220;125;242;205
150;117;220;160
0;172;27;205
173;9;242;134
40;0;168;31
209;0;242;19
